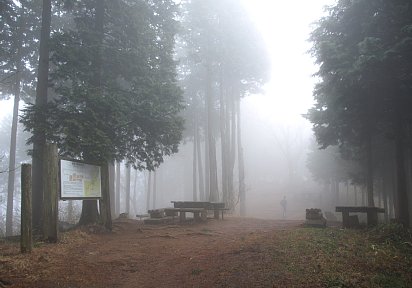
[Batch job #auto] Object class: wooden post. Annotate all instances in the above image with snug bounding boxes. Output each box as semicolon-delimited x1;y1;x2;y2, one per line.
43;143;58;242
99;162;112;230
21;164;32;253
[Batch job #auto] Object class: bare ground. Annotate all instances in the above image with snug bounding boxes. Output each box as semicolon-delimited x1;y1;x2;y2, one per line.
1;217;304;288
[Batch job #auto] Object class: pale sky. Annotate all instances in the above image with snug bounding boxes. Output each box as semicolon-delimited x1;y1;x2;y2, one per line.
241;0;335;126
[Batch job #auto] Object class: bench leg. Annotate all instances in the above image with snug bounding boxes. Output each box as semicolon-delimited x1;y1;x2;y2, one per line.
342;211;350;228
214;209;220;219
367;211;378;226
193;211;200;221
201;210;207;221
179;211;186;222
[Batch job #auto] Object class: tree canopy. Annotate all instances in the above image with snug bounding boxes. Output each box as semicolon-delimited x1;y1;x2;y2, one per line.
21;0;184;169
307;0;412;225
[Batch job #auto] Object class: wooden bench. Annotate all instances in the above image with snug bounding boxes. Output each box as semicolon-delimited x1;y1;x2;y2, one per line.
171;201;229;219
164;208;207;222
335;206;385;228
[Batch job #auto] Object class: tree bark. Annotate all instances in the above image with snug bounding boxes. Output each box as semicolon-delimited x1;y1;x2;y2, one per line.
108;162;115;218
196;118;205;201
32;0;52;235
152;171;157;209
219;75;228;205
206;64;218;201
366;133;375;207
99;162;112;230
115;161;121;215
147;171;151;211
42;143;58;242
21;164;32;253
237;98;246;216
395;122;409;227
125;163;131;215
78;0;104;225
192;111;198;201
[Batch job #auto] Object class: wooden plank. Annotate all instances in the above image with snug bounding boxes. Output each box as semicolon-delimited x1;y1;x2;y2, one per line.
335;206;385;213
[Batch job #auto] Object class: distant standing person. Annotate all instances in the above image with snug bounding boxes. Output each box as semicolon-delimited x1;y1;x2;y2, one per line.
280;196;287;219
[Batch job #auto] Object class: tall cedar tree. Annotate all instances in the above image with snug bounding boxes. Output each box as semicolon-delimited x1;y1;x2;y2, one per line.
22;0;184;225
307;0;412;226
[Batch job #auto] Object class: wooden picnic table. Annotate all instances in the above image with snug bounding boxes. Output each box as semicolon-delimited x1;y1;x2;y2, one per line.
171;201;228;219
335;206;385;228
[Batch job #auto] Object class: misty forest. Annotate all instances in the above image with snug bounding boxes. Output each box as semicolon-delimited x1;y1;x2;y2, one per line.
1;0;412;287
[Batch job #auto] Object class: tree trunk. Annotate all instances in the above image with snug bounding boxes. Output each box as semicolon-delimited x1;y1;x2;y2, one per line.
133;169;138;214
395;122;409;227
219;75;228;205
6;6;25;237
125;163;131;215
79;200;99;225
78;0;104;225
115;161;121;215
192;111;198;201
147;171;151;211
42;144;58;242
237;98;246;216
108;162;115;218
99;162;112;230
152;171;157;209
21;164;32;253
196;119;205;201
366;134;375;207
206;64;218;201
354;185;358;206
32;0;52;235
228;91;236;208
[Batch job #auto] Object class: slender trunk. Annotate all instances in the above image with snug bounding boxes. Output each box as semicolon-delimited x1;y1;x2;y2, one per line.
108;162;115;218
32;0;52;234
335;180;340;205
196;122;205;201
133;169;138;214
395;121;409;227
193;110;198;201
219;75;228;205
6;54;22;237
366;134;375;207
228;91;236;206
382;175;389;222
361;185;366;206
204;104;210;200
67;200;73;222
115;161;121;215
345;182;349;205
153;171;157;209
125;164;131;215
237;98;246;216
354;185;358;206
206;64;218;201
147;171;151;211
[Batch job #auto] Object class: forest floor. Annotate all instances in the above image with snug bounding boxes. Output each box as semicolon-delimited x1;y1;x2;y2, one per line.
1;217;412;288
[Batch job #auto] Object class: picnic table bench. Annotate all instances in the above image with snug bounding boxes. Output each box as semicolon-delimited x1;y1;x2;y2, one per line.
335;206;385;228
171;201;229;219
164;207;207;222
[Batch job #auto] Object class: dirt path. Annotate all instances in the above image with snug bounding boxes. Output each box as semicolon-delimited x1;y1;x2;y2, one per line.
1;217;303;288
